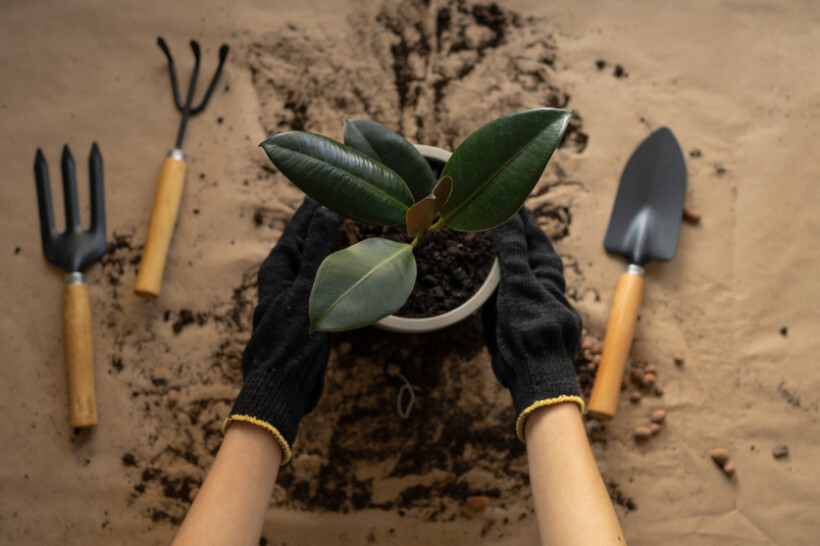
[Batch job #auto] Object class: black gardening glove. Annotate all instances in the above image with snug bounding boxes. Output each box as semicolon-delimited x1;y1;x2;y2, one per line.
483;207;584;442
224;197;341;464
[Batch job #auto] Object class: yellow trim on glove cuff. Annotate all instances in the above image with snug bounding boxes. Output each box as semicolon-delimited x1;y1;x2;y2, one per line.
223;415;292;465
515;395;586;443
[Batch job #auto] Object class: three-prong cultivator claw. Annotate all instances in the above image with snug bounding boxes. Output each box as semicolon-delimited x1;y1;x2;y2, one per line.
156;37;230;150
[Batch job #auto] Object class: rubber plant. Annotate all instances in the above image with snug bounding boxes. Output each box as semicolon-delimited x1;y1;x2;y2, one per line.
260;108;572;332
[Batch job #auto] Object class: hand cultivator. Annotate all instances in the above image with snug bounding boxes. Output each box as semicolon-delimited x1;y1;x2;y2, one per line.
134;37;229;298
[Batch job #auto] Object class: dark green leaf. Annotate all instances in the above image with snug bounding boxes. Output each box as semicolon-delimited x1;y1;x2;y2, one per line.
406;176;453;237
309;238;417;332
344;119;436;201
440;108;573;231
261;132;414;226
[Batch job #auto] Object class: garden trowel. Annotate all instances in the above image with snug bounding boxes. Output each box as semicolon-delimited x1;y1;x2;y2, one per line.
587;127;687;420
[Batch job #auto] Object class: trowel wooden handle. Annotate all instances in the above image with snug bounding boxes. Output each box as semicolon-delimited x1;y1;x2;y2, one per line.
587;266;645;420
63;279;97;427
134;151;187;298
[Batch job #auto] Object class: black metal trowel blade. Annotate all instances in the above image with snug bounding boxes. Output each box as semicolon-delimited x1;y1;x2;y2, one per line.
604;127;687;266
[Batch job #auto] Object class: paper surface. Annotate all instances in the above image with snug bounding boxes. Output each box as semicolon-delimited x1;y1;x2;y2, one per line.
1;0;818;543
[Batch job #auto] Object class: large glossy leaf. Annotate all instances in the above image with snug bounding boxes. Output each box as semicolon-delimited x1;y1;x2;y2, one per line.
309;238;417;332
261;132;414;226
439;108;573;231
406;176;453;237
344;119;436;201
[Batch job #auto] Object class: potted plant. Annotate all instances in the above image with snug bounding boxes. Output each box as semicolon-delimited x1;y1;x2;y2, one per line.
260;108;572;333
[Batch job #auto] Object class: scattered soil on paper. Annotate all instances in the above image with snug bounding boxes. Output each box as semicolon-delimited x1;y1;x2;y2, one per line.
104;0;604;535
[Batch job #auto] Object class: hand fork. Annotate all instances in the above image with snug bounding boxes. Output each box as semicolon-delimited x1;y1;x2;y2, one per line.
34;144;106;427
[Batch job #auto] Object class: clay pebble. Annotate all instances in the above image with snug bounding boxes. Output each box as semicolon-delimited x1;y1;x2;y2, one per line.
629;391;642;403
673;353;685;366
654;382;664;396
722;461;736;476
710;447;730;466
338;341;352;354
386;364;401;377
642;373;657;389
650;423;662;435
650;409;667;424
683;205;702;223
633;426;652;441
166;389;179;408
772;443;789;459
465;495;490;511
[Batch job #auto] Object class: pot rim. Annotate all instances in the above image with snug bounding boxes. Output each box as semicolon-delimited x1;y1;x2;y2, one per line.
374;144;500;334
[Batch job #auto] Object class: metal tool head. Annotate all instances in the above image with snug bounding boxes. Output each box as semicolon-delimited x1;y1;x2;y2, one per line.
34;144;107;273
157;37;229;150
604;127;687;266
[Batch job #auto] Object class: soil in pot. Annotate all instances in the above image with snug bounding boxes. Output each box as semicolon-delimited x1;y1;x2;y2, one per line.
337;219;495;318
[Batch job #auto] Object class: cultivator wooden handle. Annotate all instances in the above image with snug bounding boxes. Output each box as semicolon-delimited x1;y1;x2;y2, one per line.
134;150;187;298
587;266;645;420
63;279;98;427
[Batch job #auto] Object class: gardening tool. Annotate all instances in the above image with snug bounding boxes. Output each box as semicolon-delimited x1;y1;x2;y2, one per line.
34;144;106;427
134;37;229;298
587;127;687;420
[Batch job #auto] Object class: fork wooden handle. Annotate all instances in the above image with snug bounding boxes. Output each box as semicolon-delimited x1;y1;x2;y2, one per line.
134;151;187;298
64;281;98;427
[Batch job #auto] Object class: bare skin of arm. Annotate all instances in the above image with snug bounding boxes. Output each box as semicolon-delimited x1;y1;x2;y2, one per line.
525;402;626;545
172;402;622;546
172;422;282;546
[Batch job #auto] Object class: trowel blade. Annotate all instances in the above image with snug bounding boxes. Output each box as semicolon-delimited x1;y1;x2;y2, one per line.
604;127;687;266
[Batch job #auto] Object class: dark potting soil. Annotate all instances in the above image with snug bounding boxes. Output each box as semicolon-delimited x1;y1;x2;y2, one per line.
337;219;495;318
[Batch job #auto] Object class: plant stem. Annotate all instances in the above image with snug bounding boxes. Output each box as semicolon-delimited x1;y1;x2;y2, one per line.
428;217;446;233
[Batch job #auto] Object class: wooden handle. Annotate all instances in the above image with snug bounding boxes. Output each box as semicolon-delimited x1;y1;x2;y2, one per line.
587;268;645;420
134;154;187;298
64;282;98;427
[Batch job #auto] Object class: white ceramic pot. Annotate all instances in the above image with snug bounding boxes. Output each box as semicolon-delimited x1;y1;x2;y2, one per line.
374;145;500;334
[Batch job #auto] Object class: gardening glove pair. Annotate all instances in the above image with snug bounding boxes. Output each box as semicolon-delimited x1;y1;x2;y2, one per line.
224;197;341;465
483;206;584;443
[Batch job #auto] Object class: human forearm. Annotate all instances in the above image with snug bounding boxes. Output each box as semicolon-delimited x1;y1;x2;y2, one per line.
525;402;625;545
172;422;282;546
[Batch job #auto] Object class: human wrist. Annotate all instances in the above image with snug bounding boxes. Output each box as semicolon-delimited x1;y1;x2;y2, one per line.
509;360;584;442
224;421;284;465
523;399;584;439
223;415;289;465
515;394;585;443
226;367;306;465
